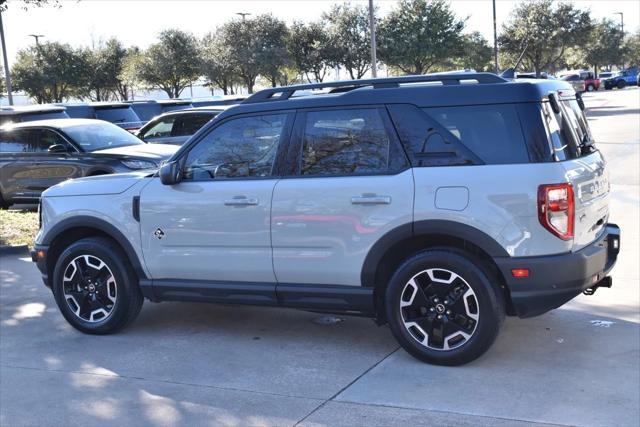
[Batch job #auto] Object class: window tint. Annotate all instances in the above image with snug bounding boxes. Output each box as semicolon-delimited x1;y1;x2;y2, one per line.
0;130;30;152
184;114;286;180
142;117;175;139
541;101;576;161
94;107;140;126
300;108;402;176
172;113;215;137
426;104;530;164
34;129;68;152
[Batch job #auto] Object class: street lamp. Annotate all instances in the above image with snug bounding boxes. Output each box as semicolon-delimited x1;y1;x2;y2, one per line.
236;12;251;21
614;12;624;69
28;34;45;45
368;0;377;78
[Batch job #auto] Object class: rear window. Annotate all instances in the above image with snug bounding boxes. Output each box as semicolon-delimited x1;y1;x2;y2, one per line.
21;111;70;122
94;107;140;127
425;104;530;164
172;113;216;137
540;97;594;161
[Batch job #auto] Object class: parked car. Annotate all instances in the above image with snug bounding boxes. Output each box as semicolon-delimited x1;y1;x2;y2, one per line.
126;101;162;123
30;74;619;366
597;71;614;80
578;71;600;92
560;74;586;92
0;119;178;208
0;105;70;126
190;95;246;107
157;99;192;113
57;103;95;119
136;106;230;145
90;102;144;131
603;68;639;90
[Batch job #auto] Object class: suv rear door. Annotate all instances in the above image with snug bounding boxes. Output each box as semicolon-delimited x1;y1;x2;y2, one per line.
271;106;413;294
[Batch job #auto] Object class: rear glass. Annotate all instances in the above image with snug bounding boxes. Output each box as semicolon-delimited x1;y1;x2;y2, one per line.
540;98;594;161
21;111;70;122
95;107;140;127
425;104;530;164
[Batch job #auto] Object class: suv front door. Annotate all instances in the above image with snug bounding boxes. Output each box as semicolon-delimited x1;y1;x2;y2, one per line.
139;112;293;295
271;107;414;290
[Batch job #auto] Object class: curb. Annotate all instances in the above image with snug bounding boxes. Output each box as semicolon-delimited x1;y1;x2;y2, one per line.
0;245;29;256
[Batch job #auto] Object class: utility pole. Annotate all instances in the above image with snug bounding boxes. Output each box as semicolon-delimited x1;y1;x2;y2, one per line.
236;12;251;21
614;12;624;69
28;34;45;45
368;0;377;78
492;0;499;74
0;10;13;105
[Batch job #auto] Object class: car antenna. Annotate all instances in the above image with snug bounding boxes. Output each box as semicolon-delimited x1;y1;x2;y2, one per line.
500;39;529;80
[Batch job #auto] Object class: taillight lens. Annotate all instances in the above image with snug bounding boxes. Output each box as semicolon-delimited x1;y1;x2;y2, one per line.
538;183;574;240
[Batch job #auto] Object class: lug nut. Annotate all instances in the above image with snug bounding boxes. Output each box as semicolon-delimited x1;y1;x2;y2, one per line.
430;307;435;312
434;298;439;303
444;300;449;305
446;310;452;315
437;315;443;320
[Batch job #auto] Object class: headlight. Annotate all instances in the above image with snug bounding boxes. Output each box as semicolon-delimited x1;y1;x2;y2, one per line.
120;159;158;170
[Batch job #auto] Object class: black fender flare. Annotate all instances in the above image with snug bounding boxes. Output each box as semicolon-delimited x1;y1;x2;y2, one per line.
360;220;510;288
41;215;147;279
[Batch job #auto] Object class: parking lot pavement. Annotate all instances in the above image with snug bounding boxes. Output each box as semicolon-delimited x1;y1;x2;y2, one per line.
1;88;639;427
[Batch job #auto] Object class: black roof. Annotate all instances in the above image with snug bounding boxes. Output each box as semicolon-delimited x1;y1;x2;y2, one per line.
212;72;573;122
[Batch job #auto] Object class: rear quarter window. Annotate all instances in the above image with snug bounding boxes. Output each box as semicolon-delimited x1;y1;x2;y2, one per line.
424;104;530;164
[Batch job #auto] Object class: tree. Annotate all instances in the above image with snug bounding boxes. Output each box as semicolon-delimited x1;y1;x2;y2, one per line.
118;47;143;100
499;0;592;77
12;42;86;103
458;32;493;71
138;29;201;98
253;15;290;88
623;31;640;68
288;21;333;83
0;0;60;12
323;3;371;80
378;0;465;75
78;38;128;101
200;30;238;95
579;19;625;74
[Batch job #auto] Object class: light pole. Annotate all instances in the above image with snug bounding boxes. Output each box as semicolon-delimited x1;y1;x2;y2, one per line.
492;0;498;74
614;12;624;69
28;34;45;45
0;10;13;105
368;0;377;78
236;12;251;21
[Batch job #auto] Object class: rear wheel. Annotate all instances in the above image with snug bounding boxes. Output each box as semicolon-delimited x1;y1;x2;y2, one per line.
385;249;504;365
52;237;143;334
0;192;11;210
586;84;595;92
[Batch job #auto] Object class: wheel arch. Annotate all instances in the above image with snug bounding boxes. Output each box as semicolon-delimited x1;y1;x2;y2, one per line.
361;220;514;322
42;216;147;284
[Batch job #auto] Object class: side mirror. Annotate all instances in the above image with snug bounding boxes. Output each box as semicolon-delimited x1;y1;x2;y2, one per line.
159;160;182;185
48;144;68;153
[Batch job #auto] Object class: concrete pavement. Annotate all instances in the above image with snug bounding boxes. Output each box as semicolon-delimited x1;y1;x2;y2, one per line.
1;88;638;427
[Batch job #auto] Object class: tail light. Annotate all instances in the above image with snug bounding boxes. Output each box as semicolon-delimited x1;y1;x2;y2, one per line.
538;183;574;240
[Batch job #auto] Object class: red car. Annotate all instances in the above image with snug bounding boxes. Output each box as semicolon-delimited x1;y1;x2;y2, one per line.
581;71;600;92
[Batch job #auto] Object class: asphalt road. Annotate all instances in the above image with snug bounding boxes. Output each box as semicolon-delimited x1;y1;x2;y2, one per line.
1;87;639;427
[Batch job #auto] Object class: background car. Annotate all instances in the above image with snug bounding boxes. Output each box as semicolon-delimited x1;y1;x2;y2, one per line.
90;102;144;131
126;100;162;123
603;68;639;90
0;119;178;208
157;99;193;113
598;71;614;80
560;74;586;92
0;105;70;126
136;106;230;145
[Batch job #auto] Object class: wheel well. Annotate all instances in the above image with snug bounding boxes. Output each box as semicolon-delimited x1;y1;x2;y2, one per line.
46;227;118;282
371;233;515;323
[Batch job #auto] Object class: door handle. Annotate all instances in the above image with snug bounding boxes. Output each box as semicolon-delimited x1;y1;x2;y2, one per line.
351;195;392;205
224;196;259;206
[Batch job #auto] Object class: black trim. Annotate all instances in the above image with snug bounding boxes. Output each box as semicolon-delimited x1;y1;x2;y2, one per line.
360;220;509;288
132;196;140;222
496;223;620;318
277;283;374;314
40;216;148;279
149;279;277;305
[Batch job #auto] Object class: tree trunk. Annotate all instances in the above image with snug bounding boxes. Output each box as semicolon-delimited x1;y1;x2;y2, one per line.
271;75;277;88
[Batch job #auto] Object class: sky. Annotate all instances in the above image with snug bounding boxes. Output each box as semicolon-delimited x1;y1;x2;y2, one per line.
1;0;639;64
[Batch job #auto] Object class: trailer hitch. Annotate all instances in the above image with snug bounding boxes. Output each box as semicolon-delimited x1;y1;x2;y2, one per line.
583;276;612;296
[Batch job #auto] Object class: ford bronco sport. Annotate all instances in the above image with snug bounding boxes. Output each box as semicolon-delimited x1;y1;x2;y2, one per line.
31;73;620;365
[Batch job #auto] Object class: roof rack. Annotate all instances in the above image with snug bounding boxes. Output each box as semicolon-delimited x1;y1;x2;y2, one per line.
242;72;507;104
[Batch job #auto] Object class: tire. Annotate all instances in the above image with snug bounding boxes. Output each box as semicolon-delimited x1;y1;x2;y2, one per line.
385;249;505;366
617;80;626;89
52;237;143;334
586;84;595;92
0;192;10;210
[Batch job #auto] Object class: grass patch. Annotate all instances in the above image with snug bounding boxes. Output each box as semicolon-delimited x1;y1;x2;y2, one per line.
0;209;39;247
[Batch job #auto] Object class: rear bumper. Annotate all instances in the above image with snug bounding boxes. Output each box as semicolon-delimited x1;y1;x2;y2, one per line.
496;224;620;318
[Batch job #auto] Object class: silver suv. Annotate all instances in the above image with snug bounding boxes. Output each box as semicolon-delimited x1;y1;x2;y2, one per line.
31;74;620;365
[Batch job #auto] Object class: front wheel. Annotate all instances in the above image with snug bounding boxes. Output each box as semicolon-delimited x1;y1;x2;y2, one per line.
617;80;626;89
385;249;504;365
52;237;143;334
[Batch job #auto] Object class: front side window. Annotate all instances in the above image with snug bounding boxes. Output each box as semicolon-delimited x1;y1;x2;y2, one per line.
34;129;69;152
300;108;401;176
142;117;175;140
184;114;287;180
0;130;30;152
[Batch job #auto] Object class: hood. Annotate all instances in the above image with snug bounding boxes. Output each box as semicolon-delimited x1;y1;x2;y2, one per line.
92;143;178;161
43;171;152;198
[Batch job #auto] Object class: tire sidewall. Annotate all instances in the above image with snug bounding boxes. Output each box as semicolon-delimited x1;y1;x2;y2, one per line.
52;239;134;334
385;250;503;365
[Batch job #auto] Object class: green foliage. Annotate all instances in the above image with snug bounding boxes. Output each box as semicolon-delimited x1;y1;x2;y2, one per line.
12;42;86;103
458;32;493;72
200;31;239;95
378;0;465;75
138;29;201;98
499;0;592;76
623;31;640;67
77;38;129;101
323;3;371;79
288;21;333;83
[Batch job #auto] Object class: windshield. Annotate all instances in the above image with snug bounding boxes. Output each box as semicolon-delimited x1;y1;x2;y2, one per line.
64;122;144;152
